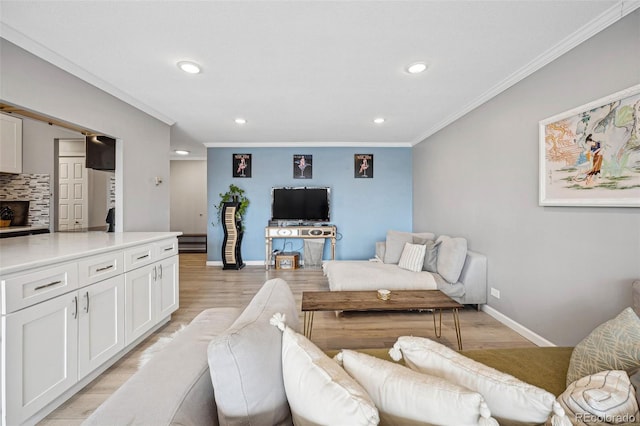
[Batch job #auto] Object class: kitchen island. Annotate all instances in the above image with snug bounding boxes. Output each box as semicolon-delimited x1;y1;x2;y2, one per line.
0;231;181;426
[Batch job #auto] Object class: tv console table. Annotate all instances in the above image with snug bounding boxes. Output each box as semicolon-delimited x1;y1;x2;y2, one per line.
265;225;337;270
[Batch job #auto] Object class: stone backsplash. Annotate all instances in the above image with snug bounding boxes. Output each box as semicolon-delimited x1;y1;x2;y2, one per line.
0;173;50;226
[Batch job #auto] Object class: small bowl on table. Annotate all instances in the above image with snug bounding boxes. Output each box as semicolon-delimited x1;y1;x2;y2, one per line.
377;289;391;301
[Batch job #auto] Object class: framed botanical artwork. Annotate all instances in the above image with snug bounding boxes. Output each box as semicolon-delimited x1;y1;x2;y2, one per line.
293;154;312;179
539;84;640;207
233;154;251;178
354;154;373;178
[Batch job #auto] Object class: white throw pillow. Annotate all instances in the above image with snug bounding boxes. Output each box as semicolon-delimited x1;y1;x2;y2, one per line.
557;370;639;425
281;327;379;426
435;235;467;283
338;349;498;426
398;243;427;273
390;336;556;424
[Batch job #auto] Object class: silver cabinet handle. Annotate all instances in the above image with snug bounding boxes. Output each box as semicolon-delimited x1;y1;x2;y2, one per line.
84;291;90;313
153;265;158;281
137;254;150;260
96;264;114;272
163;247;173;252
159;264;163;279
35;280;62;291
72;296;78;319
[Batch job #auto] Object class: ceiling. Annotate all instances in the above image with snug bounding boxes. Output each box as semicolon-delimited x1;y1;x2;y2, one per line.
1;1;637;159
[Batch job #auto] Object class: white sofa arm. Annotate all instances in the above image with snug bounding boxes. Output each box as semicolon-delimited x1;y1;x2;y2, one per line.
456;250;487;305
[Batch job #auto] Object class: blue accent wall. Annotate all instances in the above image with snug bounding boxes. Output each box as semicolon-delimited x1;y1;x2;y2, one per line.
207;147;412;262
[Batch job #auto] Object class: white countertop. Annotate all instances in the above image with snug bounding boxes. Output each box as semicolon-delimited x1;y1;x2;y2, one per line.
0;231;181;275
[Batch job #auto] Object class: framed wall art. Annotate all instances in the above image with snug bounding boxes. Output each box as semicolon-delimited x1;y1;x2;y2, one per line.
354;154;373;178
539;84;640;207
233;154;251;178
293;154;312;179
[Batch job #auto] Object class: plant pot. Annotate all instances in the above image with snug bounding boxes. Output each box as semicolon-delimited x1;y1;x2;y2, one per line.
0;219;12;228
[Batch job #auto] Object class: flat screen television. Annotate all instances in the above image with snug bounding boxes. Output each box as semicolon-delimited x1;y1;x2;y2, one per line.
86;135;116;171
271;187;330;223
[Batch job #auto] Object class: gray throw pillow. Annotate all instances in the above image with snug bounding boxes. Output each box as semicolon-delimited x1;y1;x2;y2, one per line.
566;307;640;386
383;230;436;264
207;278;300;425
435;235;467;283
422;239;441;272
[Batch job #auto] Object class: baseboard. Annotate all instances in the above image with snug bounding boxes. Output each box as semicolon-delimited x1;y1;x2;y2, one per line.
205;260;264;266
481;305;556;347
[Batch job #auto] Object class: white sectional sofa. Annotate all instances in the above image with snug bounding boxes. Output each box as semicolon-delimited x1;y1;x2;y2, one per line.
83;278;640;426
323;230;488;306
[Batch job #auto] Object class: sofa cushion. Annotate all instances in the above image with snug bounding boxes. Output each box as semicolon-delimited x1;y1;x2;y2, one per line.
383;230;435;264
436;235;467;283
281;328;379;426
567;307;640;386
338;349;497;425
207;278;300;425
558;370;639;424
421;239;441;272
83;307;241;426
391;336;556;424
398;242;427;272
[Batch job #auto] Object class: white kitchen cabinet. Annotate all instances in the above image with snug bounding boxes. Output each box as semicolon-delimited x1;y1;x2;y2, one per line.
78;275;125;379
124;263;156;344
124;246;179;345
156;255;179;321
0;232;181;426
0;113;23;174
3;292;79;426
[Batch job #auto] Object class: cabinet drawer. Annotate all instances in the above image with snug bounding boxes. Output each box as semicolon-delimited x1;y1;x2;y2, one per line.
156;238;178;260
1;263;79;314
78;251;124;286
124;244;155;271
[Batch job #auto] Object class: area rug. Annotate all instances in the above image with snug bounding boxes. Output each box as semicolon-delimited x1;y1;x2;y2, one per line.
137;324;186;369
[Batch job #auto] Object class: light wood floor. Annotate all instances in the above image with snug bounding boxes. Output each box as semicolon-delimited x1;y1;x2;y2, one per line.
41;253;535;425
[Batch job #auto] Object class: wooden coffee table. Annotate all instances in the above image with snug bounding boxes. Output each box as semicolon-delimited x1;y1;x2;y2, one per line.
301;289;464;350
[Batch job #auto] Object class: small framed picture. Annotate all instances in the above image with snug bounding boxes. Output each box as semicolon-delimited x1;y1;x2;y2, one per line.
293;154;312;179
233;154;251;178
354;154;373;178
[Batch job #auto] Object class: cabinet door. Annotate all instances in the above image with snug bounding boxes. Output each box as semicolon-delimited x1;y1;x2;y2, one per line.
124;265;155;345
0;113;22;174
3;293;78;425
78;275;125;379
156;256;179;320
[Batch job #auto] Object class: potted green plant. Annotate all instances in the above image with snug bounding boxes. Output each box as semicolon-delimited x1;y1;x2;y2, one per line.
215;184;250;230
0;206;14;227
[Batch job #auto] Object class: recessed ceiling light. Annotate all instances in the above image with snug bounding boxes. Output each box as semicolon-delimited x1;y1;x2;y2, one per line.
373;117;385;124
177;61;201;74
406;62;428;74
174;150;190;155
235;118;247;124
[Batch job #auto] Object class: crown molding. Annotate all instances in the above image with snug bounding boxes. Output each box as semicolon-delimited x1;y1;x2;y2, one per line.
0;23;176;126
204;141;412;148
411;0;640;146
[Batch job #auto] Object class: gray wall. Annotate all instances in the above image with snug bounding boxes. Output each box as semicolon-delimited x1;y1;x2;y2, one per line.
1;39;171;231
412;10;640;346
170;160;208;234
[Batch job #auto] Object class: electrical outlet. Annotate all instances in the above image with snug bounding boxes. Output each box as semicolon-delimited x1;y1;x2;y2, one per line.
490;287;501;299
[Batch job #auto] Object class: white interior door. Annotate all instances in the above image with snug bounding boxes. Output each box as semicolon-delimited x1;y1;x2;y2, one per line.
59;157;88;231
